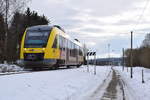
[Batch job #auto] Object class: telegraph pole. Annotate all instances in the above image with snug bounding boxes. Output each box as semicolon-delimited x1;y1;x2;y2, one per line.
94;52;96;75
4;0;9;63
87;53;89;72
130;31;133;78
122;48;125;71
108;44;110;66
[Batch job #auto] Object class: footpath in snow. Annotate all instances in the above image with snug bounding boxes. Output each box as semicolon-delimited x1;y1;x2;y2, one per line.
84;67;126;100
115;66;150;100
85;66;150;100
0;65;111;100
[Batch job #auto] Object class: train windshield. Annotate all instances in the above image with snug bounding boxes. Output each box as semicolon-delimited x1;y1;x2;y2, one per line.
24;30;50;48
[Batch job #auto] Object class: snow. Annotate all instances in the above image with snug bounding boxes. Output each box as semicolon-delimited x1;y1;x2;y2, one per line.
0;65;150;100
114;66;150;100
0;65;111;100
0;64;23;73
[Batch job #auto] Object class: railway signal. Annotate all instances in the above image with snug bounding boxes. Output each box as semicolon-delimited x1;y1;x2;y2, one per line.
87;52;97;75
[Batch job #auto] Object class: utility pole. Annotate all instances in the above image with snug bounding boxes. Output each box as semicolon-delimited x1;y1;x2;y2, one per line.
108;44;110;66
87;53;89;72
94;52;96;75
130;31;133;78
122;48;125;71
4;0;9;62
65;39;67;67
142;69;145;83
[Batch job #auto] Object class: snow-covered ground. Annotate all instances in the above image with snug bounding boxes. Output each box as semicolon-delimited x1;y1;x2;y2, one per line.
0;64;23;73
115;66;150;100
0;65;111;100
0;65;150;100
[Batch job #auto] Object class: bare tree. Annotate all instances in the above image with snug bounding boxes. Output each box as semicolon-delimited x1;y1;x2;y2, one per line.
0;13;5;63
0;0;5;14
141;33;150;47
0;0;29;62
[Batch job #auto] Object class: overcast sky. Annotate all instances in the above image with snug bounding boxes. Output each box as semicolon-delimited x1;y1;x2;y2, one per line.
29;0;150;58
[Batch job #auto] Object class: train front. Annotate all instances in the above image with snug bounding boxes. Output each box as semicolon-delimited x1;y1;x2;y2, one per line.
19;25;57;69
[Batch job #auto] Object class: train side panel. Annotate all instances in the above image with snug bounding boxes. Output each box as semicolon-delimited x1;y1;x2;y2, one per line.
19;25;84;69
44;28;60;59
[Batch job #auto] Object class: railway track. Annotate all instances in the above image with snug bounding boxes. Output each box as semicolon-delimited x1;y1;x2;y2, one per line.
0;66;77;76
0;71;32;76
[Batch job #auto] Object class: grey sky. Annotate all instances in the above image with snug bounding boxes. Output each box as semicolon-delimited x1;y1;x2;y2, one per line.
29;0;150;58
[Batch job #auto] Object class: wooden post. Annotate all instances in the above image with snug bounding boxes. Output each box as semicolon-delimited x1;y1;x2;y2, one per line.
142;69;145;83
94;53;96;75
87;53;89;72
122;48;125;71
108;44;110;66
130;31;133;78
4;0;9;62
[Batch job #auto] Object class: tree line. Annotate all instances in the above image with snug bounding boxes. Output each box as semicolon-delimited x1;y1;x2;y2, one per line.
0;0;49;63
125;34;150;69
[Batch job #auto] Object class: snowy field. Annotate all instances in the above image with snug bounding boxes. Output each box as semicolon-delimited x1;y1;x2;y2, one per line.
0;65;111;100
1;65;150;100
0;64;23;73
115;66;150;100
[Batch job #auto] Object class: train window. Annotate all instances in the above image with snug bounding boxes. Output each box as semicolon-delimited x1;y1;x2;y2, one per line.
73;44;76;57
75;45;77;55
61;36;63;49
69;41;71;49
58;35;68;51
24;30;51;48
59;36;61;48
65;38;68;49
52;35;58;48
59;35;63;49
63;37;66;50
76;45;79;56
62;37;65;50
71;42;73;56
70;41;72;56
79;47;83;56
69;41;71;55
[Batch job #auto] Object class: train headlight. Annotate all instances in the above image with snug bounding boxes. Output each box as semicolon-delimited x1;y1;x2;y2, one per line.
42;48;45;52
24;48;27;53
24;48;27;51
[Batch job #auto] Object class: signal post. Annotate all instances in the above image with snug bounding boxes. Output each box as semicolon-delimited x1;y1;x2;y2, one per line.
87;52;96;75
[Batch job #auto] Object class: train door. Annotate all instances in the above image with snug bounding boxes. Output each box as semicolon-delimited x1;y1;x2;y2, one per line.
77;46;79;64
59;36;65;63
75;45;78;64
65;39;69;65
67;40;71;65
59;36;68;65
52;35;59;59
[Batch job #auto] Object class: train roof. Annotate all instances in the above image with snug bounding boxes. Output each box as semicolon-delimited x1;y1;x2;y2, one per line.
27;25;53;31
57;29;83;47
27;25;83;47
27;25;65;32
74;40;83;47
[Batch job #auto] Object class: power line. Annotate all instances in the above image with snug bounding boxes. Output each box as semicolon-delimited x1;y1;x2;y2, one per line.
133;0;150;31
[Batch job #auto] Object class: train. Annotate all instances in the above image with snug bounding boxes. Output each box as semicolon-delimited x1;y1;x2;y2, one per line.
19;25;84;70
